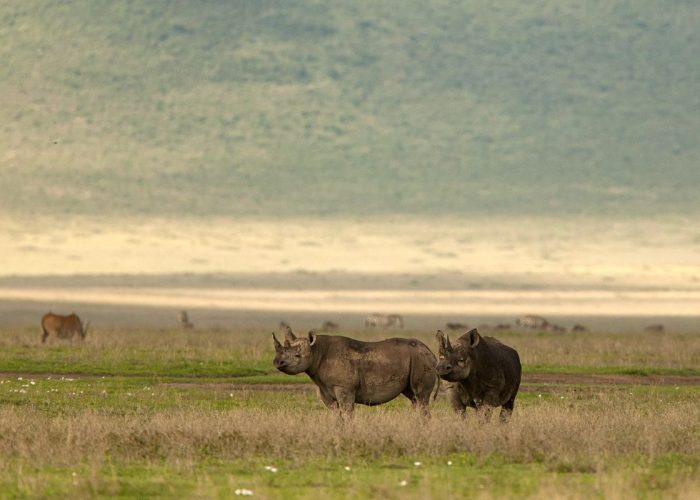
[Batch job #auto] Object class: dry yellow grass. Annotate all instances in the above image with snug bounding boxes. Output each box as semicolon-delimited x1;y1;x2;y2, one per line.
0;396;696;468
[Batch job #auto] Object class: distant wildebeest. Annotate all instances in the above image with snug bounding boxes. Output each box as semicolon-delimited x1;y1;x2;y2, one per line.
544;323;567;333
478;323;512;332
177;310;194;330
320;320;339;332
436;329;521;423
445;322;470;331
272;326;439;415
515;315;549;330
644;323;664;333
572;324;589;333
365;313;404;329
40;312;89;343
493;323;512;331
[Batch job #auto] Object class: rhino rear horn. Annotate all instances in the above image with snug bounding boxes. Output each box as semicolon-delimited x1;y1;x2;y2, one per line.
284;326;297;346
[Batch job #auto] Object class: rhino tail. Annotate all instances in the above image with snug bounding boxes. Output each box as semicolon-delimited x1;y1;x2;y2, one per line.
431;375;441;402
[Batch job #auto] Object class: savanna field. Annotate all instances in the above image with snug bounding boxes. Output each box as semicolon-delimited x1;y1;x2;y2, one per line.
0;326;698;499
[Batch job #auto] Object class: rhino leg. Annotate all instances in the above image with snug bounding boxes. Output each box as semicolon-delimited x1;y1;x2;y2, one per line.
333;387;355;414
499;398;515;423
476;405;493;424
317;387;337;409
401;388;430;417
447;386;467;417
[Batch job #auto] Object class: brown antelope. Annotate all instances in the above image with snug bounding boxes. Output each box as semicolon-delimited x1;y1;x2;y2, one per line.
41;312;89;343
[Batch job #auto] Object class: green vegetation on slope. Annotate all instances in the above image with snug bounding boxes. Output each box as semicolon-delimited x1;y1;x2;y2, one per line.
2;0;699;217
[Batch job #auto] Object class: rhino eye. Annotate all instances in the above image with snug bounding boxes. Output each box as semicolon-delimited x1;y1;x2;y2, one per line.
294;354;301;358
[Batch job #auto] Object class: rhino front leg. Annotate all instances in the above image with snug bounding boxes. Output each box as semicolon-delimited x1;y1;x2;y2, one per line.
475;404;493;423
317;387;337;409
333;386;355;414
446;383;469;417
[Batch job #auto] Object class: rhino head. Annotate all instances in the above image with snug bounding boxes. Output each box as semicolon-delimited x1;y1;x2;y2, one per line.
272;326;317;375
435;328;480;382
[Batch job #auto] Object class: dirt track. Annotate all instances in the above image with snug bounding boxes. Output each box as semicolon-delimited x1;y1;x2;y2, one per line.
2;372;697;389
158;372;700;392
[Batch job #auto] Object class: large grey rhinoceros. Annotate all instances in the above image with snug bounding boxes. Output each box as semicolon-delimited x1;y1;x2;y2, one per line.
272;327;440;414
436;328;521;422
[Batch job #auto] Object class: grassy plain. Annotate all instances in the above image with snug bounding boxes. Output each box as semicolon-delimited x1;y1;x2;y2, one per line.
0;327;698;498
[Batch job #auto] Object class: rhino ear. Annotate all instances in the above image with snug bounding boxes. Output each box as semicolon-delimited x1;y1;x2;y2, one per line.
308;331;317;347
272;332;282;351
284;326;297;345
467;328;480;348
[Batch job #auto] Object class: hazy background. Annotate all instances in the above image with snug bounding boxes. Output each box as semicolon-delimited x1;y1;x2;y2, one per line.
1;0;698;329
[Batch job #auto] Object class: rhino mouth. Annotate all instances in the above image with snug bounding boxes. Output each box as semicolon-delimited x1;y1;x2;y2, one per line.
437;371;462;382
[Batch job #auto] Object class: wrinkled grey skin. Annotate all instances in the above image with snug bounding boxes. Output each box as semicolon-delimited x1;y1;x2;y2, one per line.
272;327;440;415
435;328;521;423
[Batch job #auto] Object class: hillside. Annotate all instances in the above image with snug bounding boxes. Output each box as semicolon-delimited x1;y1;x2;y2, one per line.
1;0;698;217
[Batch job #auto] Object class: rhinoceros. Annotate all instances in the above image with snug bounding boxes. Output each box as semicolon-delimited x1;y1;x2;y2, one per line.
272;327;439;414
435;328;521;422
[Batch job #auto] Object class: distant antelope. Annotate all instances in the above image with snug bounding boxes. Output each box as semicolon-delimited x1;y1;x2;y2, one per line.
644;324;664;333
572;324;589;333
41;312;89;343
178;310;194;330
365;314;404;329
515;315;549;330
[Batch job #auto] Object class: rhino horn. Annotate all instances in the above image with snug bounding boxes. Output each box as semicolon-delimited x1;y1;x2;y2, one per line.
272;332;282;350
308;330;317;346
436;330;451;352
284;325;297;346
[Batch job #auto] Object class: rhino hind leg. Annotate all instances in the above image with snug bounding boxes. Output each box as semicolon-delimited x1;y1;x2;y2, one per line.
401;388;430;417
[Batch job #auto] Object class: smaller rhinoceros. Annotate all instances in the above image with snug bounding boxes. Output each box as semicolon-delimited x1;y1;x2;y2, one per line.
272;326;439;415
436;328;521;422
